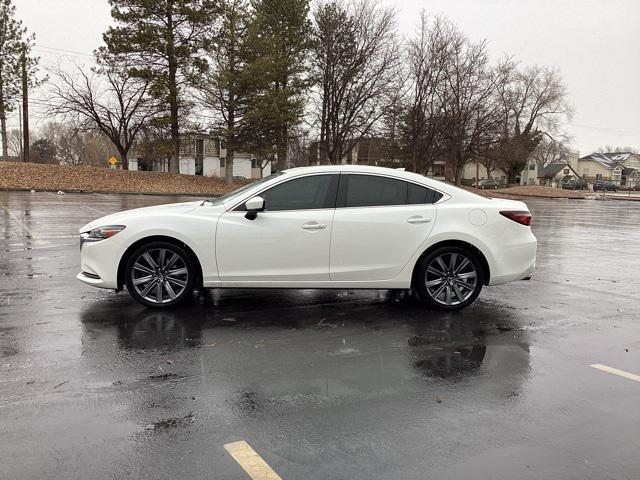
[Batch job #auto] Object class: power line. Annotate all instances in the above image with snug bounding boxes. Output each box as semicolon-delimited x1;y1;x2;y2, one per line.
33;44;95;59
569;123;640;137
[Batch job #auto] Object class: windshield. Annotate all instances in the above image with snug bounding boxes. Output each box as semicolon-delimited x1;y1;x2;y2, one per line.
207;172;285;206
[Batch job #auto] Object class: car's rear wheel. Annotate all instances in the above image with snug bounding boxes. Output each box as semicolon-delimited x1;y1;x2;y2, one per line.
416;246;484;310
125;242;196;308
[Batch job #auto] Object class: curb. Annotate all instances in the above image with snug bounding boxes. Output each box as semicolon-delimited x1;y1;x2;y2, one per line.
0;188;218;198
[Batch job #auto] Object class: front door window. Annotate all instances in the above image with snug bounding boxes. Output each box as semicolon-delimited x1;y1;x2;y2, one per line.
260;174;339;211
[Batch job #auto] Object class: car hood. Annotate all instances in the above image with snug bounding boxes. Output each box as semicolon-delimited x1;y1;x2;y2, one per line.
78;201;204;233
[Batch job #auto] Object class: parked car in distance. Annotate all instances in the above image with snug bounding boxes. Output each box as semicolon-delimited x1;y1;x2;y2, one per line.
77;165;537;311
593;180;618;192
561;178;589;190
475;178;501;189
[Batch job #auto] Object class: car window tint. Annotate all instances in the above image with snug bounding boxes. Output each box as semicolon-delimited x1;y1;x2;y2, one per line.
408;183;443;204
344;175;407;207
407;183;433;205
261;175;338;211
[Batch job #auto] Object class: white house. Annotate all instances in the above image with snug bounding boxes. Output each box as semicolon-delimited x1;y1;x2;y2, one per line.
537;162;581;187
128;134;271;179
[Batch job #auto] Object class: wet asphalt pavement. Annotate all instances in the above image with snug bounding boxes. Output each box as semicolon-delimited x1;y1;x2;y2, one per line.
1;190;639;480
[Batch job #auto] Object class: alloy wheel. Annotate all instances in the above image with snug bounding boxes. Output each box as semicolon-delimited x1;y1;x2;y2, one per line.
130;248;189;304
424;252;478;306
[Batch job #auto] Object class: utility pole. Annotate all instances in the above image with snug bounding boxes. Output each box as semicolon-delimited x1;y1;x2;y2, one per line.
17;100;23;161
21;45;29;163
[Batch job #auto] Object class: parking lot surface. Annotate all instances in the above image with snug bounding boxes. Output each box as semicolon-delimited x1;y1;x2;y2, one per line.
1;191;639;480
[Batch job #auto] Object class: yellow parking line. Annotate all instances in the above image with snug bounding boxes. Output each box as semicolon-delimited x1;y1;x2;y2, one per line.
590;363;640;383
1;206;35;238
224;440;282;480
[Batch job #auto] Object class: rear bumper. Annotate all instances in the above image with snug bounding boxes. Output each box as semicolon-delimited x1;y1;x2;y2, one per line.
488;234;537;286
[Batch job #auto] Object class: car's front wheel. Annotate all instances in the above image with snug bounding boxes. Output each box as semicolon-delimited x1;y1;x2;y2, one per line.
125;241;196;308
415;246;484;310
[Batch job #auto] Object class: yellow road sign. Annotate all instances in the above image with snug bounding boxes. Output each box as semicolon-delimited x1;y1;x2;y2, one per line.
108;156;118;165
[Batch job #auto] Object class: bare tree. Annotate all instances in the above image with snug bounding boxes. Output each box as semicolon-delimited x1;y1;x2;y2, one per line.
47;61;158;169
312;0;401;164
38;121;119;167
6;127;20;157
400;13;457;175
287;125;310;167
598;145;639;154
491;58;571;182
529;135;571;168
438;30;500;185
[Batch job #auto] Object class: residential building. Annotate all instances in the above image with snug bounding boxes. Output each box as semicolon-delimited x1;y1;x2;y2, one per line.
128;133;270;179
537;163;580;187
577;152;639;186
462;162;506;185
459;149;583;187
520;150;579;186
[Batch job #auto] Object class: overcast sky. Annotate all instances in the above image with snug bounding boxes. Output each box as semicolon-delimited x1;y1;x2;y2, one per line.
13;0;640;155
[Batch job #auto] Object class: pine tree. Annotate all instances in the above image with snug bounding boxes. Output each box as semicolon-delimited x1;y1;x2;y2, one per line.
103;0;217;173
244;0;313;171
0;0;30;161
200;0;251;183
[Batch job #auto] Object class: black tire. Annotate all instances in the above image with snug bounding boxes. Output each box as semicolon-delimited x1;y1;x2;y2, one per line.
125;241;196;308
415;246;484;311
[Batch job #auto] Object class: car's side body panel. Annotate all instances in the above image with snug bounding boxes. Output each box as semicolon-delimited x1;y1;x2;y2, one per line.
329;204;436;281
216;208;335;281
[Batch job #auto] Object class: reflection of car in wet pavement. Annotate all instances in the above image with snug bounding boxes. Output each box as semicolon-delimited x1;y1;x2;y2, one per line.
77;165;537;311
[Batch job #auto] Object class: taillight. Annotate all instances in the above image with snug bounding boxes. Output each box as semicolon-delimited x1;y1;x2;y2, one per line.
500;211;532;226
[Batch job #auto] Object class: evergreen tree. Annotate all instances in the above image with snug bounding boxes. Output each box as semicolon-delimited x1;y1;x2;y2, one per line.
200;0;251;182
0;0;36;161
244;0;313;171
103;0;218;173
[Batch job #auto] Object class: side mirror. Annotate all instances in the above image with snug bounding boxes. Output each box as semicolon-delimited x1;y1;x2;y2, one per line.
244;196;265;220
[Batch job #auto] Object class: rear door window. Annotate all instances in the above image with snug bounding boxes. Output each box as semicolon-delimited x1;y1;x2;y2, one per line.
408;182;443;204
343;175;407;207
339;174;442;207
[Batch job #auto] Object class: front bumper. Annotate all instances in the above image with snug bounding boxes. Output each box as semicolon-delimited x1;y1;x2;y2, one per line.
76;271;112;289
77;234;121;290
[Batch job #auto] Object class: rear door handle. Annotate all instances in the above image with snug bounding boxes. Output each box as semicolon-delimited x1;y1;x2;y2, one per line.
407;216;432;225
302;222;327;231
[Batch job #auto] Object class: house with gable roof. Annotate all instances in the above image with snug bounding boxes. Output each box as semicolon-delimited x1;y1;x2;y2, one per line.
577;152;639;186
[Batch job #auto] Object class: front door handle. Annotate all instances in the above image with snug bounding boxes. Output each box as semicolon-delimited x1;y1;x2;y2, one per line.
407;216;432;225
302;222;327;231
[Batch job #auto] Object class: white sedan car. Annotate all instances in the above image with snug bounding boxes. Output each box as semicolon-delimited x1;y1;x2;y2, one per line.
77;165;536;310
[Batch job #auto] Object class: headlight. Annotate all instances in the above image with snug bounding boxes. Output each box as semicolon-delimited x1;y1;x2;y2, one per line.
88;225;126;240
